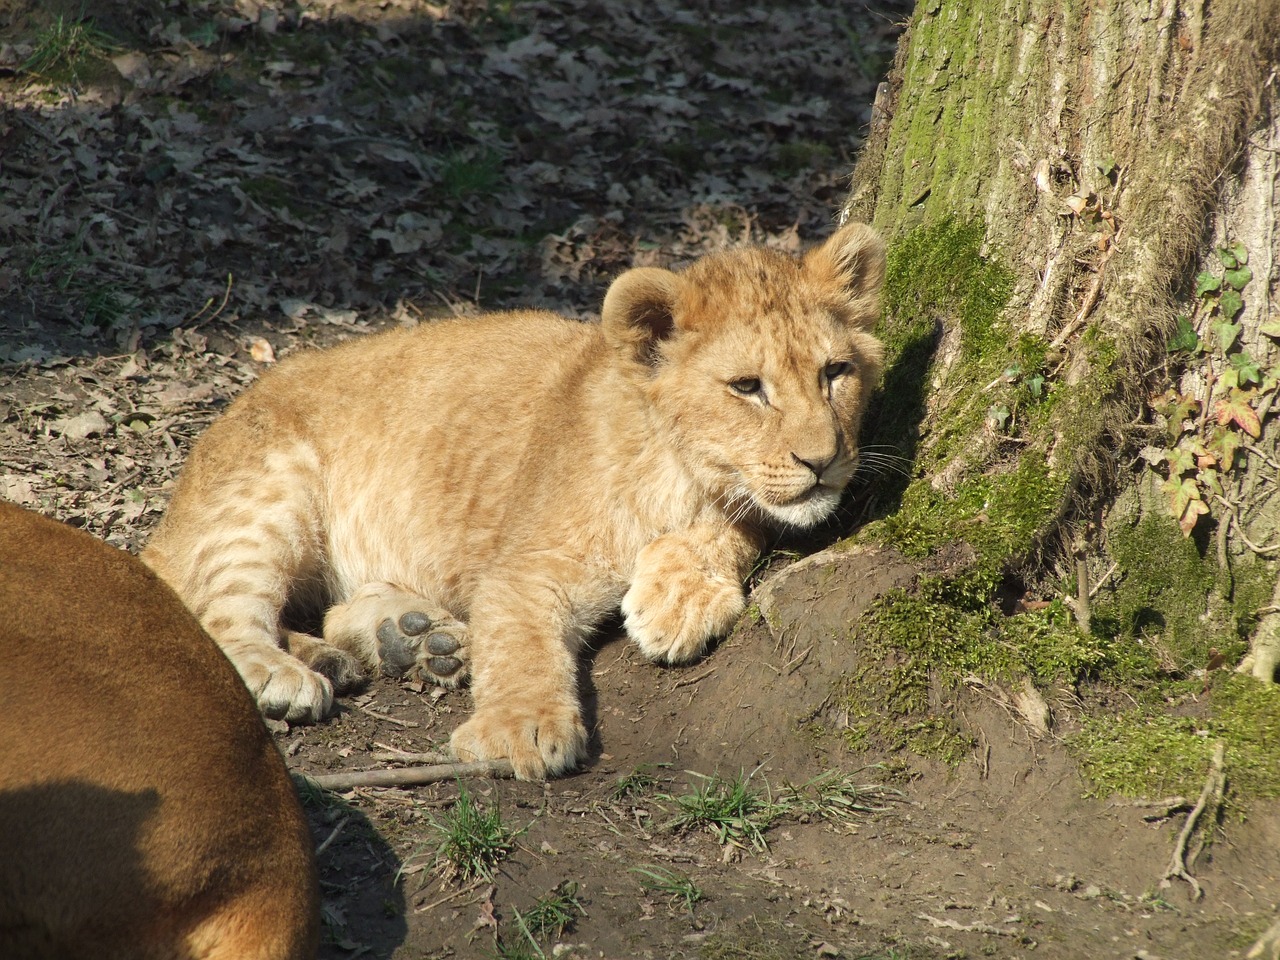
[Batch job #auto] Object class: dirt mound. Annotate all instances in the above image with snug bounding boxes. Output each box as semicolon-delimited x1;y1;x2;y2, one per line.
285;545;1280;958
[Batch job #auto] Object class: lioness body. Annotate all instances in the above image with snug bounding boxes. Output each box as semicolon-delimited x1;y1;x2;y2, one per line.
143;223;886;780
0;501;318;960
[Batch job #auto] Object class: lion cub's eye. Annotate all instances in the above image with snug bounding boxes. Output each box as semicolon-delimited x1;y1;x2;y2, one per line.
728;377;763;397
824;361;853;381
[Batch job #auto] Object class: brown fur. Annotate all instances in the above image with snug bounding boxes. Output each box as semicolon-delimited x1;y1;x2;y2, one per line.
0;502;319;960
142;222;886;780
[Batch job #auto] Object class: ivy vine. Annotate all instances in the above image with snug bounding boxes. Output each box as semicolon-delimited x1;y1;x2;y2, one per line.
1147;242;1267;535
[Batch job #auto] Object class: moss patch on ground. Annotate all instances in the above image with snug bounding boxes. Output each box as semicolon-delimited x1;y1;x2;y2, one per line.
841;587;1104;763
1071;673;1280;799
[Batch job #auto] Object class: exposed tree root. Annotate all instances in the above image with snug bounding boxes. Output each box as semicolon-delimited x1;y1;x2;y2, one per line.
1248;918;1280;960
1160;740;1226;900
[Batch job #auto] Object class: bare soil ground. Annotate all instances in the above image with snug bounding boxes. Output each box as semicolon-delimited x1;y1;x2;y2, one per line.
2;2;1278;958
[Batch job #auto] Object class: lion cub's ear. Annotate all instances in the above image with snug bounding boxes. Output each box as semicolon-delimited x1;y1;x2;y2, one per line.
803;221;886;329
601;267;684;365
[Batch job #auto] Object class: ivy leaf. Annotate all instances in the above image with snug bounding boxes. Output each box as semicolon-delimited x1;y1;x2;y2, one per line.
1161;475;1209;536
1159;393;1200;438
1199;467;1223;498
1215;388;1262;438
1219;289;1244;319
1217;246;1239;270
1195;271;1222;298
1219;367;1240;391
1224;265;1252;291
987;404;1010;431
1138;445;1166;467
1229;350;1262;385
1209;428;1242;468
1219;241;1248;267
1166;445;1197;475
1026;374;1045;399
1260;320;1280;339
1187;437;1216;469
1167;315;1201;354
1214;319;1241;352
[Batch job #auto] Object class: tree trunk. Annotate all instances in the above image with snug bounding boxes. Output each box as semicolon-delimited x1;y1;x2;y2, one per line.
813;0;1280;798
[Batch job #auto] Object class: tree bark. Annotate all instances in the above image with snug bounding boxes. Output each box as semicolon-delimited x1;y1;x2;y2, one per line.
841;0;1280;678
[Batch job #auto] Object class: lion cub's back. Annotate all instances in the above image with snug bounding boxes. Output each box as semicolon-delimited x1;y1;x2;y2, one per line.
0;502;318;960
256;310;600;436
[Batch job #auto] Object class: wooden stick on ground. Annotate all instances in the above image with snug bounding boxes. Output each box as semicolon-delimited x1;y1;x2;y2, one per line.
301;759;515;791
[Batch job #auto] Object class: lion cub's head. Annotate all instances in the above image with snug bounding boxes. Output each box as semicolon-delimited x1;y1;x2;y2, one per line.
602;221;886;529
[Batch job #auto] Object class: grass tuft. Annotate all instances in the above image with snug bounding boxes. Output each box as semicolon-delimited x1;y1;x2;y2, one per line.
609;763;669;801
660;770;780;851
659;768;902;852
516;881;586;941
779;768;905;827
23;15;114;85
631;865;703;911
427;785;518;883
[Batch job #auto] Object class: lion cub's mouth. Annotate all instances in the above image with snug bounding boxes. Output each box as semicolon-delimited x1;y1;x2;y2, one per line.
752;478;843;529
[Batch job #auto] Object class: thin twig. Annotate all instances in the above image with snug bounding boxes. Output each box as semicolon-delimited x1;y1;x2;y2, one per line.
1161;740;1226;900
1216;496;1280;554
783;644;813;676
1049;242;1117;349
1088;561;1120;599
188;273;234;329
301;759;515;791
671;667;717;689
412;880;487;914
314;816;350;857
1243;443;1280;474
371;741;451;764
358;704;420;728
916;913;1017;936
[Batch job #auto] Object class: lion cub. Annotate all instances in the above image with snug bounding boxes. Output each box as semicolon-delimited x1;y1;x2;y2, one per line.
143;221;885;780
0;502;318;960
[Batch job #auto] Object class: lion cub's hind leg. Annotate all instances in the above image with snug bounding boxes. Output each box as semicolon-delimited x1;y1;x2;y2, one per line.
281;632;368;694
324;582;471;687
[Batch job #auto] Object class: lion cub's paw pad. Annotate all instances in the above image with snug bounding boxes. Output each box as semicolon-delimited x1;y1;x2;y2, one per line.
374;612;469;684
375;618;419;677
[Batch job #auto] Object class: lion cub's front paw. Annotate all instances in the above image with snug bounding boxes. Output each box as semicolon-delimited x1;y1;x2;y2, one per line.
450;702;587;781
224;640;333;723
622;544;745;665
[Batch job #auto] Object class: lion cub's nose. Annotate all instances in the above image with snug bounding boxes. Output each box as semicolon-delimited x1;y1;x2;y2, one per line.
793;451;836;479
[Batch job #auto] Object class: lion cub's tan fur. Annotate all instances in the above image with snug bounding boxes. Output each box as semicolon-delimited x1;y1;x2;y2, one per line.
0;501;318;960
143;222;886;780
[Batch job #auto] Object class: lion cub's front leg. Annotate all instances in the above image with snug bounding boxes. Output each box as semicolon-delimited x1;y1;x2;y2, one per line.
622;523;763;665
449;565;593;780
